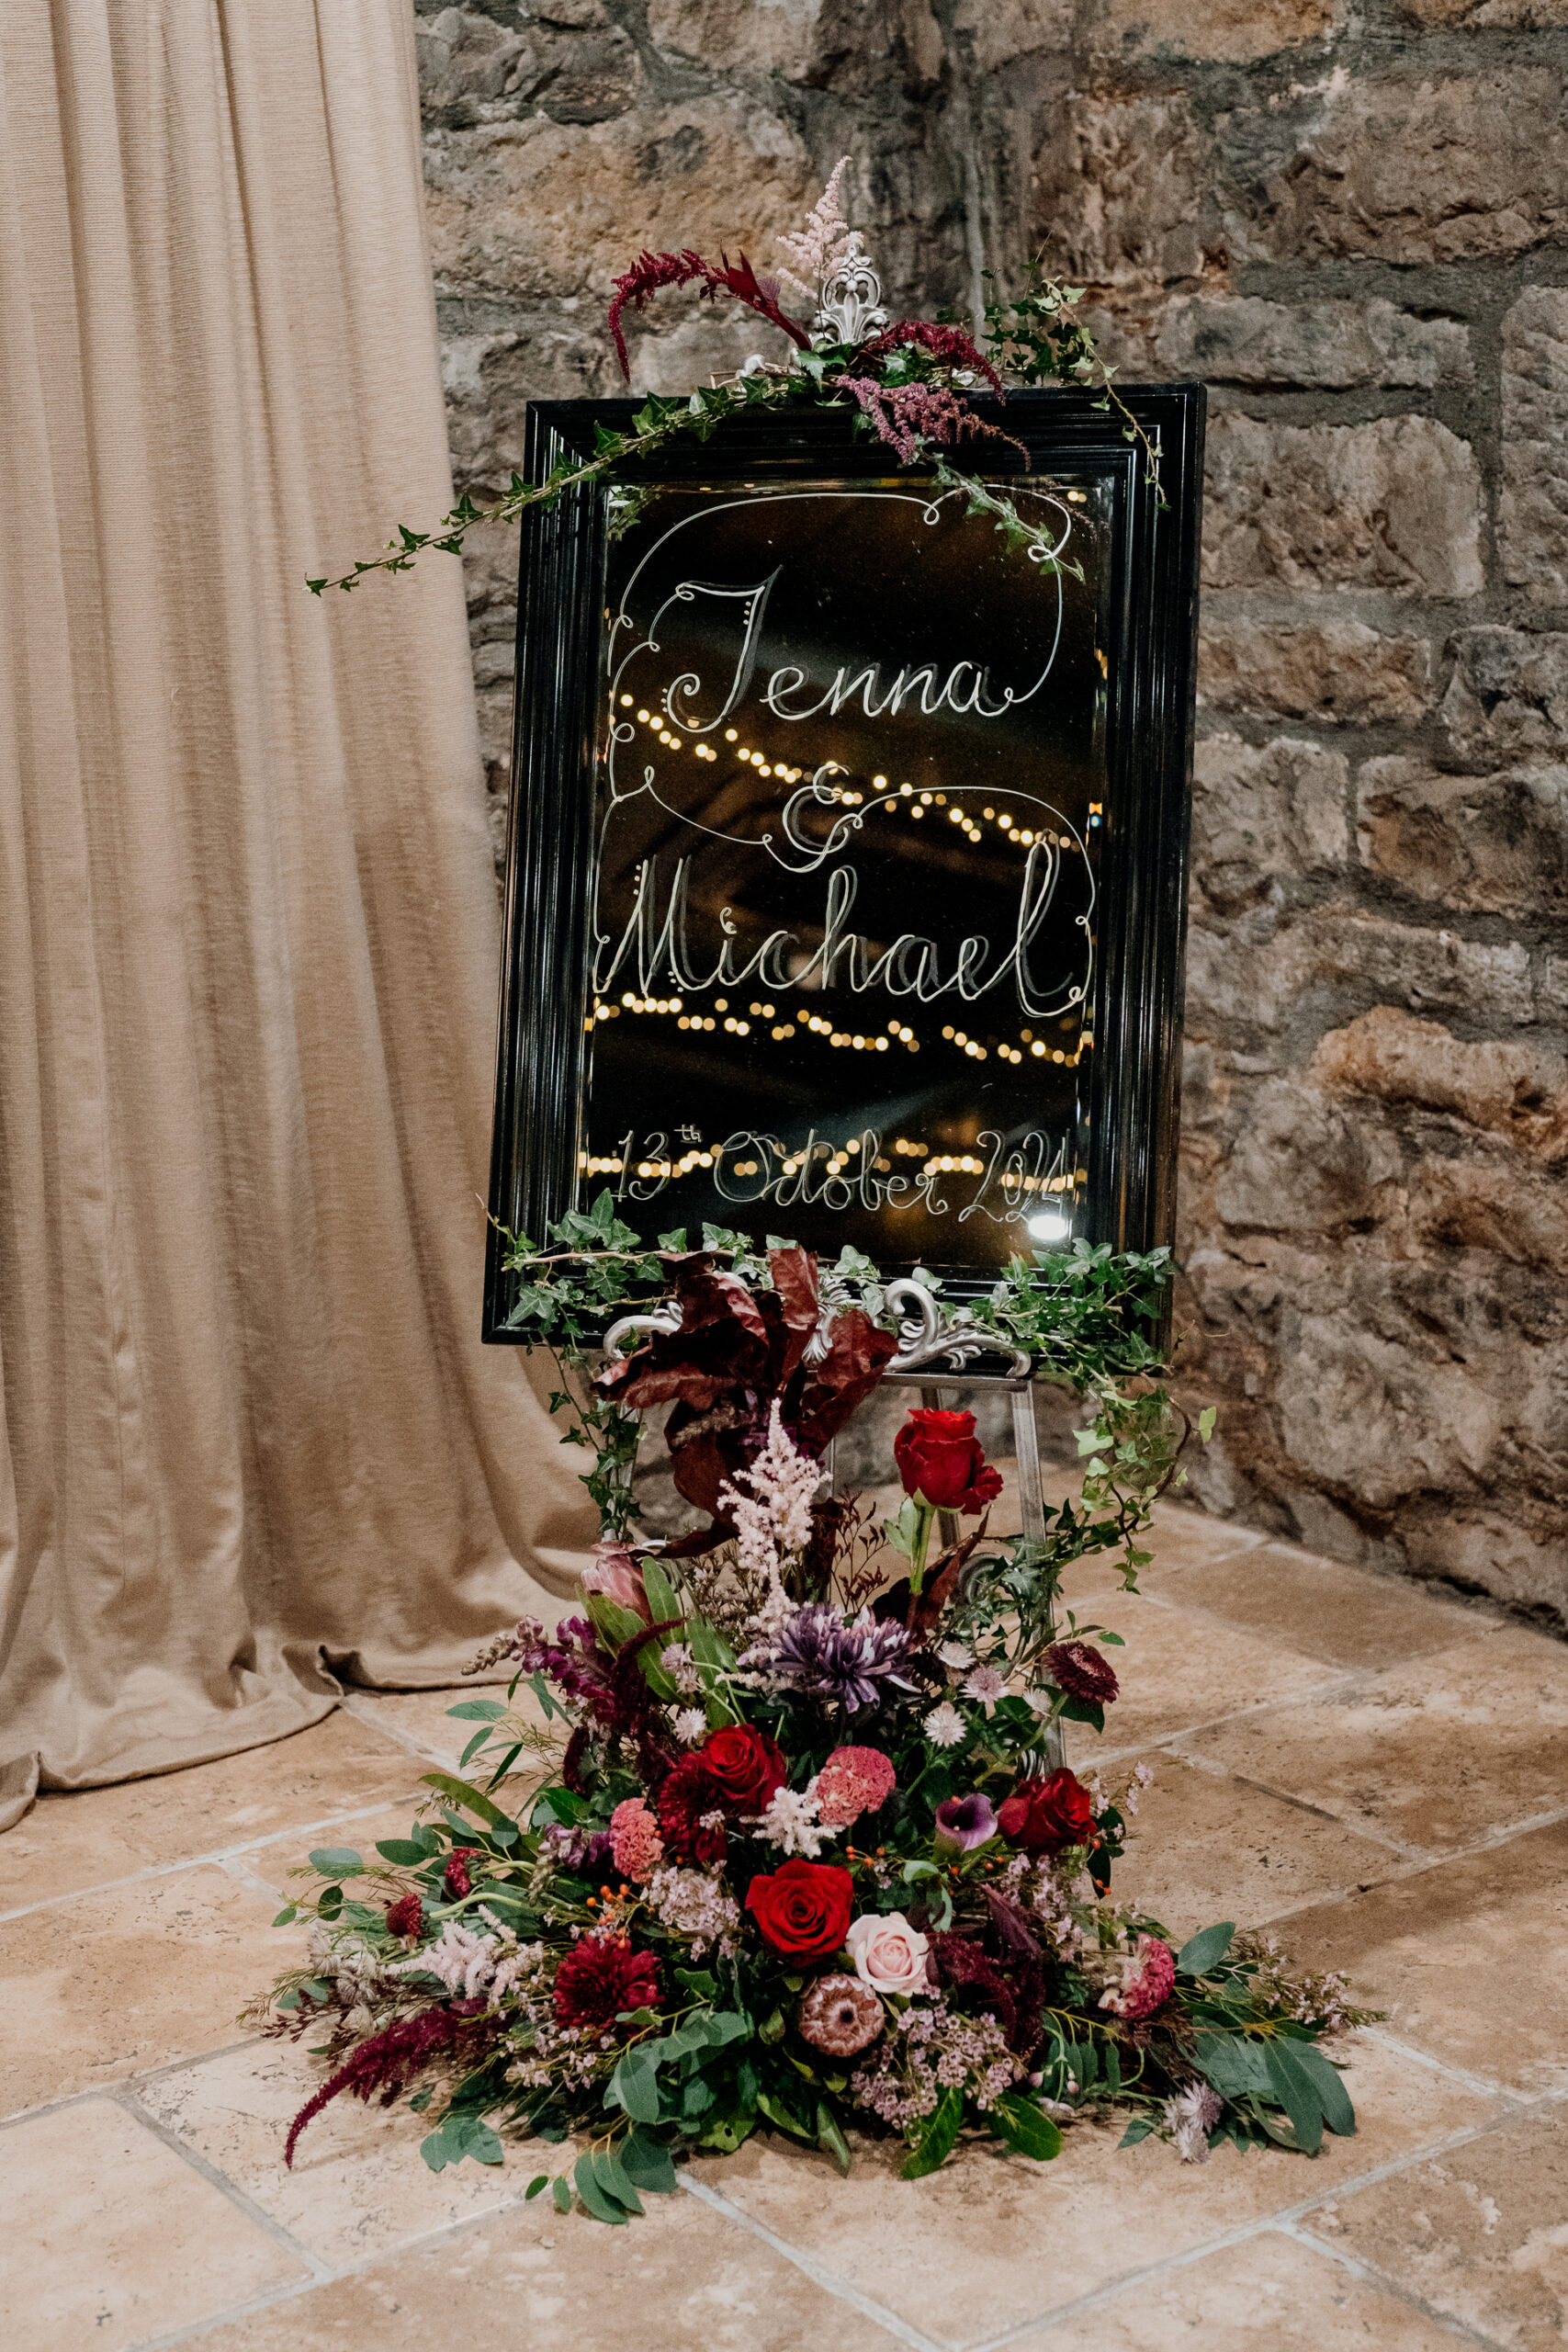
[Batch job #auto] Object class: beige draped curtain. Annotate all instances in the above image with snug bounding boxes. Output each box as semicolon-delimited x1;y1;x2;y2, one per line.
0;0;597;1832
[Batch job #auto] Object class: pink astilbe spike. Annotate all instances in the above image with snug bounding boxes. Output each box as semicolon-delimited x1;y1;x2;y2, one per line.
607;247;810;378
832;378;1028;467
776;156;858;300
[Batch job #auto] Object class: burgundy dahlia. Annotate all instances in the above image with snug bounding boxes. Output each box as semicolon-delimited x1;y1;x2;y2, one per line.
384;1893;423;1939
657;1752;729;1866
552;1935;661;2034
1044;1641;1120;1707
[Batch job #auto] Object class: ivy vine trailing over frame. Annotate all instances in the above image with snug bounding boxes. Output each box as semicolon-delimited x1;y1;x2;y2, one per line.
305;156;1166;599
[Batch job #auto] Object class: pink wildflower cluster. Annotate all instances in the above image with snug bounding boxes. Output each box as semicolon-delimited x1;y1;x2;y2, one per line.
609;1796;664;1883
852;1995;1023;2128
815;1745;897;1828
831;377;1027;468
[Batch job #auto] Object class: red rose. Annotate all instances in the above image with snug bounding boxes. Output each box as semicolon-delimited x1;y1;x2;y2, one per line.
894;1408;1004;1515
746;1859;855;1959
998;1769;1097;1854
700;1724;787;1815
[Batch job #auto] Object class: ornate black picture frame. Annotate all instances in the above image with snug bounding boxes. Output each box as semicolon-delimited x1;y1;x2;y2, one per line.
483;386;1204;1341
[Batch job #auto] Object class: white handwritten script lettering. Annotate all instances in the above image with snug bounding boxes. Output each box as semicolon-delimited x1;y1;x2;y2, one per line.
589;487;1094;1227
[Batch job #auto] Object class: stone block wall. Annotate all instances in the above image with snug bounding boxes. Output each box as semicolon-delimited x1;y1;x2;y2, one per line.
413;0;1568;1623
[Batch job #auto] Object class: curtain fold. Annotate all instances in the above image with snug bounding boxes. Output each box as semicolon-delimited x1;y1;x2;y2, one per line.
0;0;597;1832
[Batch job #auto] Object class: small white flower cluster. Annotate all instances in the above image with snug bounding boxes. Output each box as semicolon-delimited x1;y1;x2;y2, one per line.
660;1643;703;1695
395;1916;498;2000
645;1864;741;1956
750;1781;824;1859
307;1921;399;2030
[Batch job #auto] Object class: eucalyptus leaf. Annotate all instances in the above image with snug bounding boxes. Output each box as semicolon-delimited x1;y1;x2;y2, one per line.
1176;1922;1235;1977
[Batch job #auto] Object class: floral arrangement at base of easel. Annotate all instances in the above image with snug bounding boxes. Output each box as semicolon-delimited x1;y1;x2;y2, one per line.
254;1210;1368;2221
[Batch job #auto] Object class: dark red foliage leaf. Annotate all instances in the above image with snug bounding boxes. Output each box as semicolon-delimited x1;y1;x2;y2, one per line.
597;1251;897;1551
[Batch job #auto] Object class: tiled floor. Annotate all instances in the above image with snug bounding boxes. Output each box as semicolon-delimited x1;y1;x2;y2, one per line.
5;1501;1567;2352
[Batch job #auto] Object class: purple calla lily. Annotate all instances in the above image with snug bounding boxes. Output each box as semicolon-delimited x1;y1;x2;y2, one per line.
933;1792;997;1854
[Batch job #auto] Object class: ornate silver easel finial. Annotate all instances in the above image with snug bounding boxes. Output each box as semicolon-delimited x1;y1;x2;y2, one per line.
814;243;888;347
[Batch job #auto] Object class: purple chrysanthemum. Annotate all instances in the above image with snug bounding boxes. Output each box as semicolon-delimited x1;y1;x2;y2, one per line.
764;1605;918;1713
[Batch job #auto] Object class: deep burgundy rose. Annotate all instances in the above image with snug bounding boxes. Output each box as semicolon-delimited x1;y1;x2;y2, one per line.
700;1725;787;1815
384;1893;423;1939
746;1859;855;1959
894;1408;1004;1515
998;1769;1098;1855
553;1934;661;2033
444;1848;475;1900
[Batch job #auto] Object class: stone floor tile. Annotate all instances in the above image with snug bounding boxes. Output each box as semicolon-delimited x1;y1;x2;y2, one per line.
0;1713;429;1916
1142;1543;1486;1671
688;2037;1495;2348
1302;2106;1568;2351
0;1864;301;2113
1112;1755;1396;1943
0;2097;307;2352
1140;1499;1272;1576
1020;2227;1468;2350
139;2040;559;2266
186;2185;908;2351
1282;1818;1568;2095
1184;1625;1568;1857
1062;1592;1340;1762
337;1687;481;1769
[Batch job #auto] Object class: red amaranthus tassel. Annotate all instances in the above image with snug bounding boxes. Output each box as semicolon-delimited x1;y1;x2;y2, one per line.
608;248;810;376
283;2007;466;2167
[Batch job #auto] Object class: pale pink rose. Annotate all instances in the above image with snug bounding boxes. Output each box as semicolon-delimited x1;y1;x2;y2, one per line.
844;1910;930;1996
581;1541;652;1623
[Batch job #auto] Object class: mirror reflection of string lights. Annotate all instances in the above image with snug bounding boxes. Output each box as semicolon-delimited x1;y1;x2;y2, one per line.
613;695;1075;856
589;993;1087;1067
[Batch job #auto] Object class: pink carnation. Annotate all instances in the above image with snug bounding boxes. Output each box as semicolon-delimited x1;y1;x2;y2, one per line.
1100;1934;1177;2021
815;1746;897;1829
609;1796;664;1883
